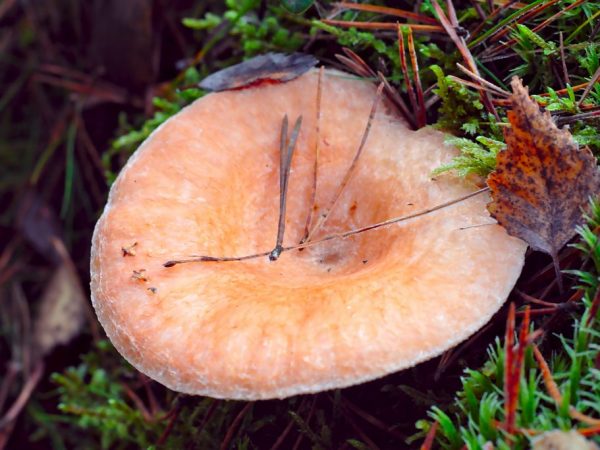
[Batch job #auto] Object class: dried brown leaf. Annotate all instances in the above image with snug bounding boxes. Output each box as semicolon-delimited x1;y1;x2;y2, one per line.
32;262;86;357
487;77;600;285
198;53;318;92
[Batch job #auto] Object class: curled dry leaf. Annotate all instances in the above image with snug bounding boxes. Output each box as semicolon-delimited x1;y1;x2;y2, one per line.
487;77;600;288
198;52;318;92
33;262;86;357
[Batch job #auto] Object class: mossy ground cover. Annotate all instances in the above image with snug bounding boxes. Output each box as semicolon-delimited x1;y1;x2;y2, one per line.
1;1;599;448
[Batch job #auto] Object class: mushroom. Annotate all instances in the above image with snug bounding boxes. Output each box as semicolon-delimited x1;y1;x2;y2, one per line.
90;67;527;400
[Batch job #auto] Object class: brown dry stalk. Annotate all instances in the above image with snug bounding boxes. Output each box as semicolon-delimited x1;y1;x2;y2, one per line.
578;65;600;107
301;67;324;244
164;187;490;266
579;424;600;437
335;2;438;25
420;421;439;450
487;0;561;44
431;0;499;119
397;25;418;116
533;345;600;426
456;63;510;96
271;115;303;261
219;403;253;450
304;82;384;241
485;0;584;58
503;303;517;435
322;19;444;33
407;27;426;127
469;0;520;41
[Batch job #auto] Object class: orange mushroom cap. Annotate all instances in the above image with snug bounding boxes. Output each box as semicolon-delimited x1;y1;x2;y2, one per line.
90;68;527;400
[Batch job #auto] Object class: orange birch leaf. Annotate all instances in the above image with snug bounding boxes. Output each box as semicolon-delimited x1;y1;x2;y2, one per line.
487;77;600;290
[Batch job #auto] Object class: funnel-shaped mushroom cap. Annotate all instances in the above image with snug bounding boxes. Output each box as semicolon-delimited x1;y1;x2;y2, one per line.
91;69;527;400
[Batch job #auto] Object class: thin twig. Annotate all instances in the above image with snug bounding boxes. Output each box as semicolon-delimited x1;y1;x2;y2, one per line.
291;396;318;450
534;345;600;426
301;68;324;244
469;0;519;42
0;361;44;428
376;71;416;129
270;398;308;450
322;19;444;33
341;48;376;77
487;0;561;44
270;115;303;261
164;188;490;267
456;63;510;96
342;398;406;441
219;403;253;450
559;32;570;86
503;303;516;435
407;27;427;127
484;0;584;58
304;82;384;241
432;0;499;119
341;407;381;450
397;25;418;120
448;75;509;97
578;65;600;108
558;109;600;125
335;2;439;25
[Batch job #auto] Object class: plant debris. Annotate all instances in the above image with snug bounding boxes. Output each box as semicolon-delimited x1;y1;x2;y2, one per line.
33;262;87;358
198;53;318;92
487;77;600;291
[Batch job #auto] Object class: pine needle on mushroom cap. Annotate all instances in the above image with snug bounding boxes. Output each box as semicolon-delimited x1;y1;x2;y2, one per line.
90;66;527;400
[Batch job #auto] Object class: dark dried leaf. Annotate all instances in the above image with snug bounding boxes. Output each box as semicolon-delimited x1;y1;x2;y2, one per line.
487;77;600;262
16;190;63;264
198;53;318;92
32;262;86;357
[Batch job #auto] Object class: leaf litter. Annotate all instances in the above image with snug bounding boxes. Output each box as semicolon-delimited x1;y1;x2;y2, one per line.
487;77;600;292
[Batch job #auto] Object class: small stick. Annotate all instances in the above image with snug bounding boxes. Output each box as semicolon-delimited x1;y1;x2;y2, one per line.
431;0;499;120
270;115;303;261
407;27;427;127
558;109;600;125
559;32;570;86
219;402;253;450
578;65;600;108
484;0;584;58
303;83;384;242
301;67;324;243
341;48;376;78
376;71;416;129
469;0;486;21
456;63;510;96
335;2;439;25
163;187;489;267
398;25;418;116
321;19;444;33
503;303;516;435
448;75;509;97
